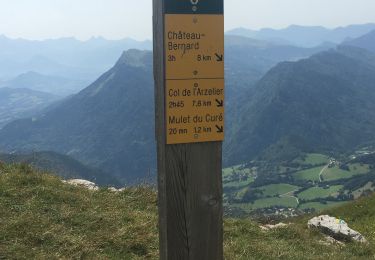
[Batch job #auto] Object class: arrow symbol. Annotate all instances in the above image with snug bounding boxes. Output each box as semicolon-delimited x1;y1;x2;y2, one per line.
215;99;224;107
215;125;224;133
215;53;223;62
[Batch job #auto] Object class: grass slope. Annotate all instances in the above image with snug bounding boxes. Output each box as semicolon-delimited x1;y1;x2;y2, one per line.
298;201;348;211
1;163;375;259
322;164;370;181
236;197;298;210
295;153;329;166
257;183;300;197
294;166;324;182
297;185;343;200
0;164;158;259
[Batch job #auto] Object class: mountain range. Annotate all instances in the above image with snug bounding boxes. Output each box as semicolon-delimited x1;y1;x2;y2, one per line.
0;34;327;104
227;23;375;47
224;35;332;101
344;29;375;53
0;27;374;184
0;34;333;183
0;35;151;76
225;36;375;165
0;35;153;94
0;71;85;96
0;50;155;184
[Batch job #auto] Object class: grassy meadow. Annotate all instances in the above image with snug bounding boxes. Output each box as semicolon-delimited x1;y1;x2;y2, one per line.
1;163;375;259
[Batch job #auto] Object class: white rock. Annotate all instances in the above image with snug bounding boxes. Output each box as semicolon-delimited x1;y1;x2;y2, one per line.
63;179;99;191
308;215;367;243
107;187;126;192
260;223;289;231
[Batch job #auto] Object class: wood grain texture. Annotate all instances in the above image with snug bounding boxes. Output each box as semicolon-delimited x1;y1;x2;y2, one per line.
153;0;168;259
165;143;223;260
153;0;223;259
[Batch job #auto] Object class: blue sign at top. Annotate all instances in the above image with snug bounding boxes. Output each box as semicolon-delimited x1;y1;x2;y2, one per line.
164;0;224;14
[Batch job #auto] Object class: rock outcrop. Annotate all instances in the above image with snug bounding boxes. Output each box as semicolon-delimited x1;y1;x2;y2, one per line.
63;179;99;191
308;215;367;243
63;179;125;192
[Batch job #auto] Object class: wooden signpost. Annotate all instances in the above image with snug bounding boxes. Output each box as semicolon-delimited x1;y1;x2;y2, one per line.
153;0;224;259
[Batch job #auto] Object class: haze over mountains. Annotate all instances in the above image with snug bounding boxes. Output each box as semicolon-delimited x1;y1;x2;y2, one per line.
0;24;374;185
0;87;59;128
224;35;332;100
0;35;152;131
0;33;335;183
0;35;152;81
0;71;85;96
344;29;375;53
227;23;375;47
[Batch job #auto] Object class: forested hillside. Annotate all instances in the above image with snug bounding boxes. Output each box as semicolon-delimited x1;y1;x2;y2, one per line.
225;45;375;165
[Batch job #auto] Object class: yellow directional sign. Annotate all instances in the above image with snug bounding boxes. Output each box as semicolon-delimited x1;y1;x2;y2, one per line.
165;14;224;144
166;79;224;144
165;15;224;79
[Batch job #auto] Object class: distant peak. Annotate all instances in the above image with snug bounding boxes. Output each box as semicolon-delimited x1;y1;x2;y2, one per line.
285;24;326;30
116;49;152;68
20;71;42;77
21;70;41;75
87;36;107;42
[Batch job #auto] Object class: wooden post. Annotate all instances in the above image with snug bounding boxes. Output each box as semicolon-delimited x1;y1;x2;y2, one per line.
153;0;224;259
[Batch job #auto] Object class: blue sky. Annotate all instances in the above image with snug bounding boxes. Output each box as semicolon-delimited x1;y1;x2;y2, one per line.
0;0;375;40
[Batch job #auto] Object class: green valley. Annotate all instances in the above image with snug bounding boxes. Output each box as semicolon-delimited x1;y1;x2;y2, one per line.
223;151;375;216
